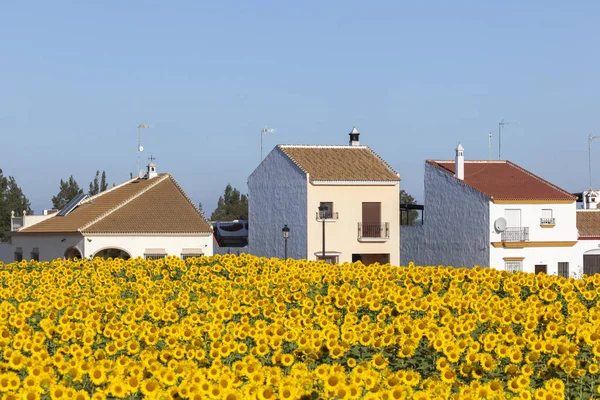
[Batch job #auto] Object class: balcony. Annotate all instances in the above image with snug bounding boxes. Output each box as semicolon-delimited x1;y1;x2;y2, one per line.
358;222;390;242
316;211;339;222
540;217;556;228
501;227;529;242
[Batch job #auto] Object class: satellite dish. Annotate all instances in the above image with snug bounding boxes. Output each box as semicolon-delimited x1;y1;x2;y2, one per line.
494;217;507;232
138;170;145;179
138;145;144;152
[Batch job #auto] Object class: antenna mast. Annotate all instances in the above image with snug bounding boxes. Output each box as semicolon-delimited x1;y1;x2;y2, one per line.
488;132;492;160
498;120;510;159
589;134;599;190
137;123;151;174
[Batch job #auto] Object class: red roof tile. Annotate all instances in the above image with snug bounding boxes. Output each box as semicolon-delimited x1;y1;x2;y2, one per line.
427;160;576;202
577;210;600;237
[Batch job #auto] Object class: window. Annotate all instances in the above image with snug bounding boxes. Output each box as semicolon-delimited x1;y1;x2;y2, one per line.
541;209;554;225
558;262;569;278
144;248;167;260
505;260;522;273
14;248;23;262
31;248;40;262
319;202;334;219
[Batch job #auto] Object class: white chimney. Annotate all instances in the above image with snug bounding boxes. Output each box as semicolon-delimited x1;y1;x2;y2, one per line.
147;160;158;179
455;143;464;180
349;127;360;146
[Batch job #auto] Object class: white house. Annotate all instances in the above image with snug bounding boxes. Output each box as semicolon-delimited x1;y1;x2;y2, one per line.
401;145;580;276
574;190;600;276
248;128;401;265
3;162;213;262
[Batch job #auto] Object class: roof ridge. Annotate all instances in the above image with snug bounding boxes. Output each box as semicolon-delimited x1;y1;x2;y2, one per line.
277;146;309;176
167;175;214;230
367;147;400;179
505;161;577;200
279;144;369;149
79;174;170;232
80;177;139;205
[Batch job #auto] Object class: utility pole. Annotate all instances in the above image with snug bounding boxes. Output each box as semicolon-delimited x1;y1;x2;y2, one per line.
137;123;151;174
589;134;599;190
498;120;510;159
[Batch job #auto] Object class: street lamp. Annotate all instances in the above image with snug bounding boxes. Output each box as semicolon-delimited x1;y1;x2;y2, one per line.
318;205;327;262
281;225;290;259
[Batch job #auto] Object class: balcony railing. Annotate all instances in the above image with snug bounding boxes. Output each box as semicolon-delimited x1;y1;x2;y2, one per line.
540;217;555;225
358;222;390;239
316;212;339;220
501;227;529;242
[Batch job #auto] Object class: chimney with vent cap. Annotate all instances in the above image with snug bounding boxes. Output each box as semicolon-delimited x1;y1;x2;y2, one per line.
349;127;360;146
455;143;464;180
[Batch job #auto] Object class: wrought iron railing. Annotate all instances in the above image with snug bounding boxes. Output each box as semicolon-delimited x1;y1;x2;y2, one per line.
540;217;555;225
316;212;339;220
358;222;390;239
501;227;529;242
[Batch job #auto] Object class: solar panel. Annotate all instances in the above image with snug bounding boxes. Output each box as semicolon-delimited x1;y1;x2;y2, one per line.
56;193;88;216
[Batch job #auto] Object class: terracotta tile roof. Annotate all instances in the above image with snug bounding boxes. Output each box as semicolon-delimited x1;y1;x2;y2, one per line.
278;145;399;182
427;160;576;202
576;211;600;237
19;174;212;235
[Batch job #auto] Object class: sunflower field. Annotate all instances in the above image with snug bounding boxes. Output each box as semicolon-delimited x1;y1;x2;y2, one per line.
0;255;599;399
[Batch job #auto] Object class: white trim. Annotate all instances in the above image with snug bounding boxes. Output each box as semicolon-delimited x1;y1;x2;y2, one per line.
312;181;399;186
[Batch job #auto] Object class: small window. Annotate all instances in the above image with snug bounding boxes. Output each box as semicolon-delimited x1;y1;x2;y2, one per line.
317;255;338;264
181;254;203;260
14;248;23;262
144;248;167;260
319;202;334;219
558;262;569;278
541;209;554;225
505;261;522;273
31;248;40;262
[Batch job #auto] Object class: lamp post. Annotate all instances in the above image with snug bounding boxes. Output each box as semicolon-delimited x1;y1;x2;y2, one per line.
281;225;290;259
318;205;327;262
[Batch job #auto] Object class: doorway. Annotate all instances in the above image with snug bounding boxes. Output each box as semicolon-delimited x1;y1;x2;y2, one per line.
535;265;547;275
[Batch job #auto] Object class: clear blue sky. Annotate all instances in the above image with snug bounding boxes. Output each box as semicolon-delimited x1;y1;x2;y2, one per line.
1;1;599;215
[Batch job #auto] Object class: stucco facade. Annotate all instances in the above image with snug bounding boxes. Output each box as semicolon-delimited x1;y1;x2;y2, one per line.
1;233;213;262
307;183;400;265
248;148;308;259
401;162;489;268
489;202;578;275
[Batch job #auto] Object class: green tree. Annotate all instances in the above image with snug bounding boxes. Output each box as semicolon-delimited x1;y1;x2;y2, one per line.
400;189;419;226
88;170;109;196
0;169;32;240
52;176;83;210
100;171;108;192
211;184;248;221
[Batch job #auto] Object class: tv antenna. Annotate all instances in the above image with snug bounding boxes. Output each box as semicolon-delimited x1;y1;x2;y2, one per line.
589;134;599;190
137;123;152;173
260;125;276;162
488;132;492;160
498;120;511;159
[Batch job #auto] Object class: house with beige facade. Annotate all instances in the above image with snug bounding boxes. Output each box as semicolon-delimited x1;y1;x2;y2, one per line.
2;162;213;262
248;128;400;265
402;145;580;275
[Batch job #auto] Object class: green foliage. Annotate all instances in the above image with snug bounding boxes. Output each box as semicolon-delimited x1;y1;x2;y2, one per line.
0;168;32;241
88;170;108;196
52;175;83;210
400;189;419;226
210;184;248;221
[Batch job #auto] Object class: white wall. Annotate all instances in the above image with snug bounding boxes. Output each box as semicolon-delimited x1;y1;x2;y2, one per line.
8;234;85;262
0;242;12;263
84;235;213;258
489;202;579;274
